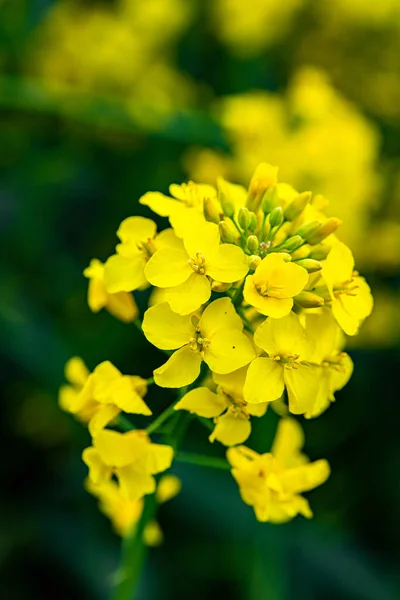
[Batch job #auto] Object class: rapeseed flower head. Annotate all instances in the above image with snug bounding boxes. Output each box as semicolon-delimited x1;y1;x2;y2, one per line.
83;259;138;322
322;243;373;335
227;419;330;522
144;221;248;314
243;253;308;317
83;429;174;501
142;298;255;387
59;360;151;436
175;367;268;446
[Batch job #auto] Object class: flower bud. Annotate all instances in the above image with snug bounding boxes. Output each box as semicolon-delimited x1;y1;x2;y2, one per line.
249;255;262;270
219;190;235;218
219;220;238;244
261;185;279;214
269;206;284;228
281;235;304;252
309;244;330;261
284;191;312;221
247;163;278;212
294;291;325;309
238;207;251;230
291;243;311;260
246;235;259;253
295;259;323;273
248;212;258;232
203;197;220;224
307;218;342;245
295;220;322;241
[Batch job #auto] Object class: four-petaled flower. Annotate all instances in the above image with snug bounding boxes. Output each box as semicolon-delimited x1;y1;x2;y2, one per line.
142;298;256;388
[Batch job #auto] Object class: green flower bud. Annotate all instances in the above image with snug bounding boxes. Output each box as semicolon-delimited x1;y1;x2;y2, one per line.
203;197;220;224
219;220;238;244
269;206;284;228
307;218;342;245
284;191;312;221
295;220;322;241
294;291;325;309
261;185;279;214
281;235;304;252
248;212;258;232
247;235;259;253
219;190;235;218
295;258;323;273
238;207;251;230
309;244;330;261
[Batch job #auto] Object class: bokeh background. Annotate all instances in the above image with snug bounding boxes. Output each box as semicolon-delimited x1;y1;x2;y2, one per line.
1;1;400;599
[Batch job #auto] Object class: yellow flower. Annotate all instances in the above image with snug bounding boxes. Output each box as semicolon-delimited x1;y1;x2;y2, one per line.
59;356;90;415
83;259;138;323
322;242;373;335
304;311;353;418
60;360;151;436
227;418;330;523
140;182;217;237
85;474;181;539
83;429;174;501
142;298;256;387
144;221;248;315
103;217;179;294
243;253;308;317
244;312;319;414
175;367;267;446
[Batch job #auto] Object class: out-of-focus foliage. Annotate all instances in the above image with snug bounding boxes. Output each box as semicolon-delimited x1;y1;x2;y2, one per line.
0;0;399;599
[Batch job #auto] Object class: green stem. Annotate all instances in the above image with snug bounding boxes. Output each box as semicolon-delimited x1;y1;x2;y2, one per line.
146;377;155;386
118;415;135;432
146;387;188;435
175;451;231;470
230;216;248;248
196;416;214;432
259;213;268;242
111;493;157;600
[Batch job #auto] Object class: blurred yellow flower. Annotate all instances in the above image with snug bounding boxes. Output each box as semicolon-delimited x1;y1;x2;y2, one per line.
227;418;330;522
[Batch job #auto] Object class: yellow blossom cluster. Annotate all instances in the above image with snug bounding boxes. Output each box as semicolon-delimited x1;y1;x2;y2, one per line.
29;0;195;118
60;162;373;527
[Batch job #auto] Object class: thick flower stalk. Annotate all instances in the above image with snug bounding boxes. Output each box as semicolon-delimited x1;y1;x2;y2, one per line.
59;162;373;599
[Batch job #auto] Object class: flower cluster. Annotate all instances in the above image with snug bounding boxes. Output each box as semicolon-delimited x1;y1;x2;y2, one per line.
60;162;372;530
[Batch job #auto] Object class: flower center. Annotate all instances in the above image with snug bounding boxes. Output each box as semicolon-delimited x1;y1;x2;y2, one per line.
273;354;300;369
188;252;206;275
256;281;285;298
136;237;156;260
333;275;360;298
188;331;210;355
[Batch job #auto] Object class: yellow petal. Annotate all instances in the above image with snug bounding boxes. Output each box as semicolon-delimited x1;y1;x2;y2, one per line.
183;220;220;259
154;346;202;388
106;292;139;323
82;447;112;485
254;312;311;358
169;206;205;238
65;357;89;387
175;387;227;418
213;366;247;402
142;303;194;350
206;244;249;283
247;402;268;417
155;228;184;251
144;248;192;287
103;254;147;293
210;412;251;446
94;430;148;467
165;272;211;315
243;358;285;403
322;242;354;287
205;330;255;374
226;445;260;470
199;297;243;339
156;475;182;503
118;464;156;501
271;418;306;469
284;364;320;415
139;191;179;217
146;443;174;474
279;460;330;494
88;404;121;438
244;276;294;317
117;216;157;247
253;253;308;298
87;277;108;312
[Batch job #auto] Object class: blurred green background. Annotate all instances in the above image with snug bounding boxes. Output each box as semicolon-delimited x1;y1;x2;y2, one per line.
1;1;400;599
